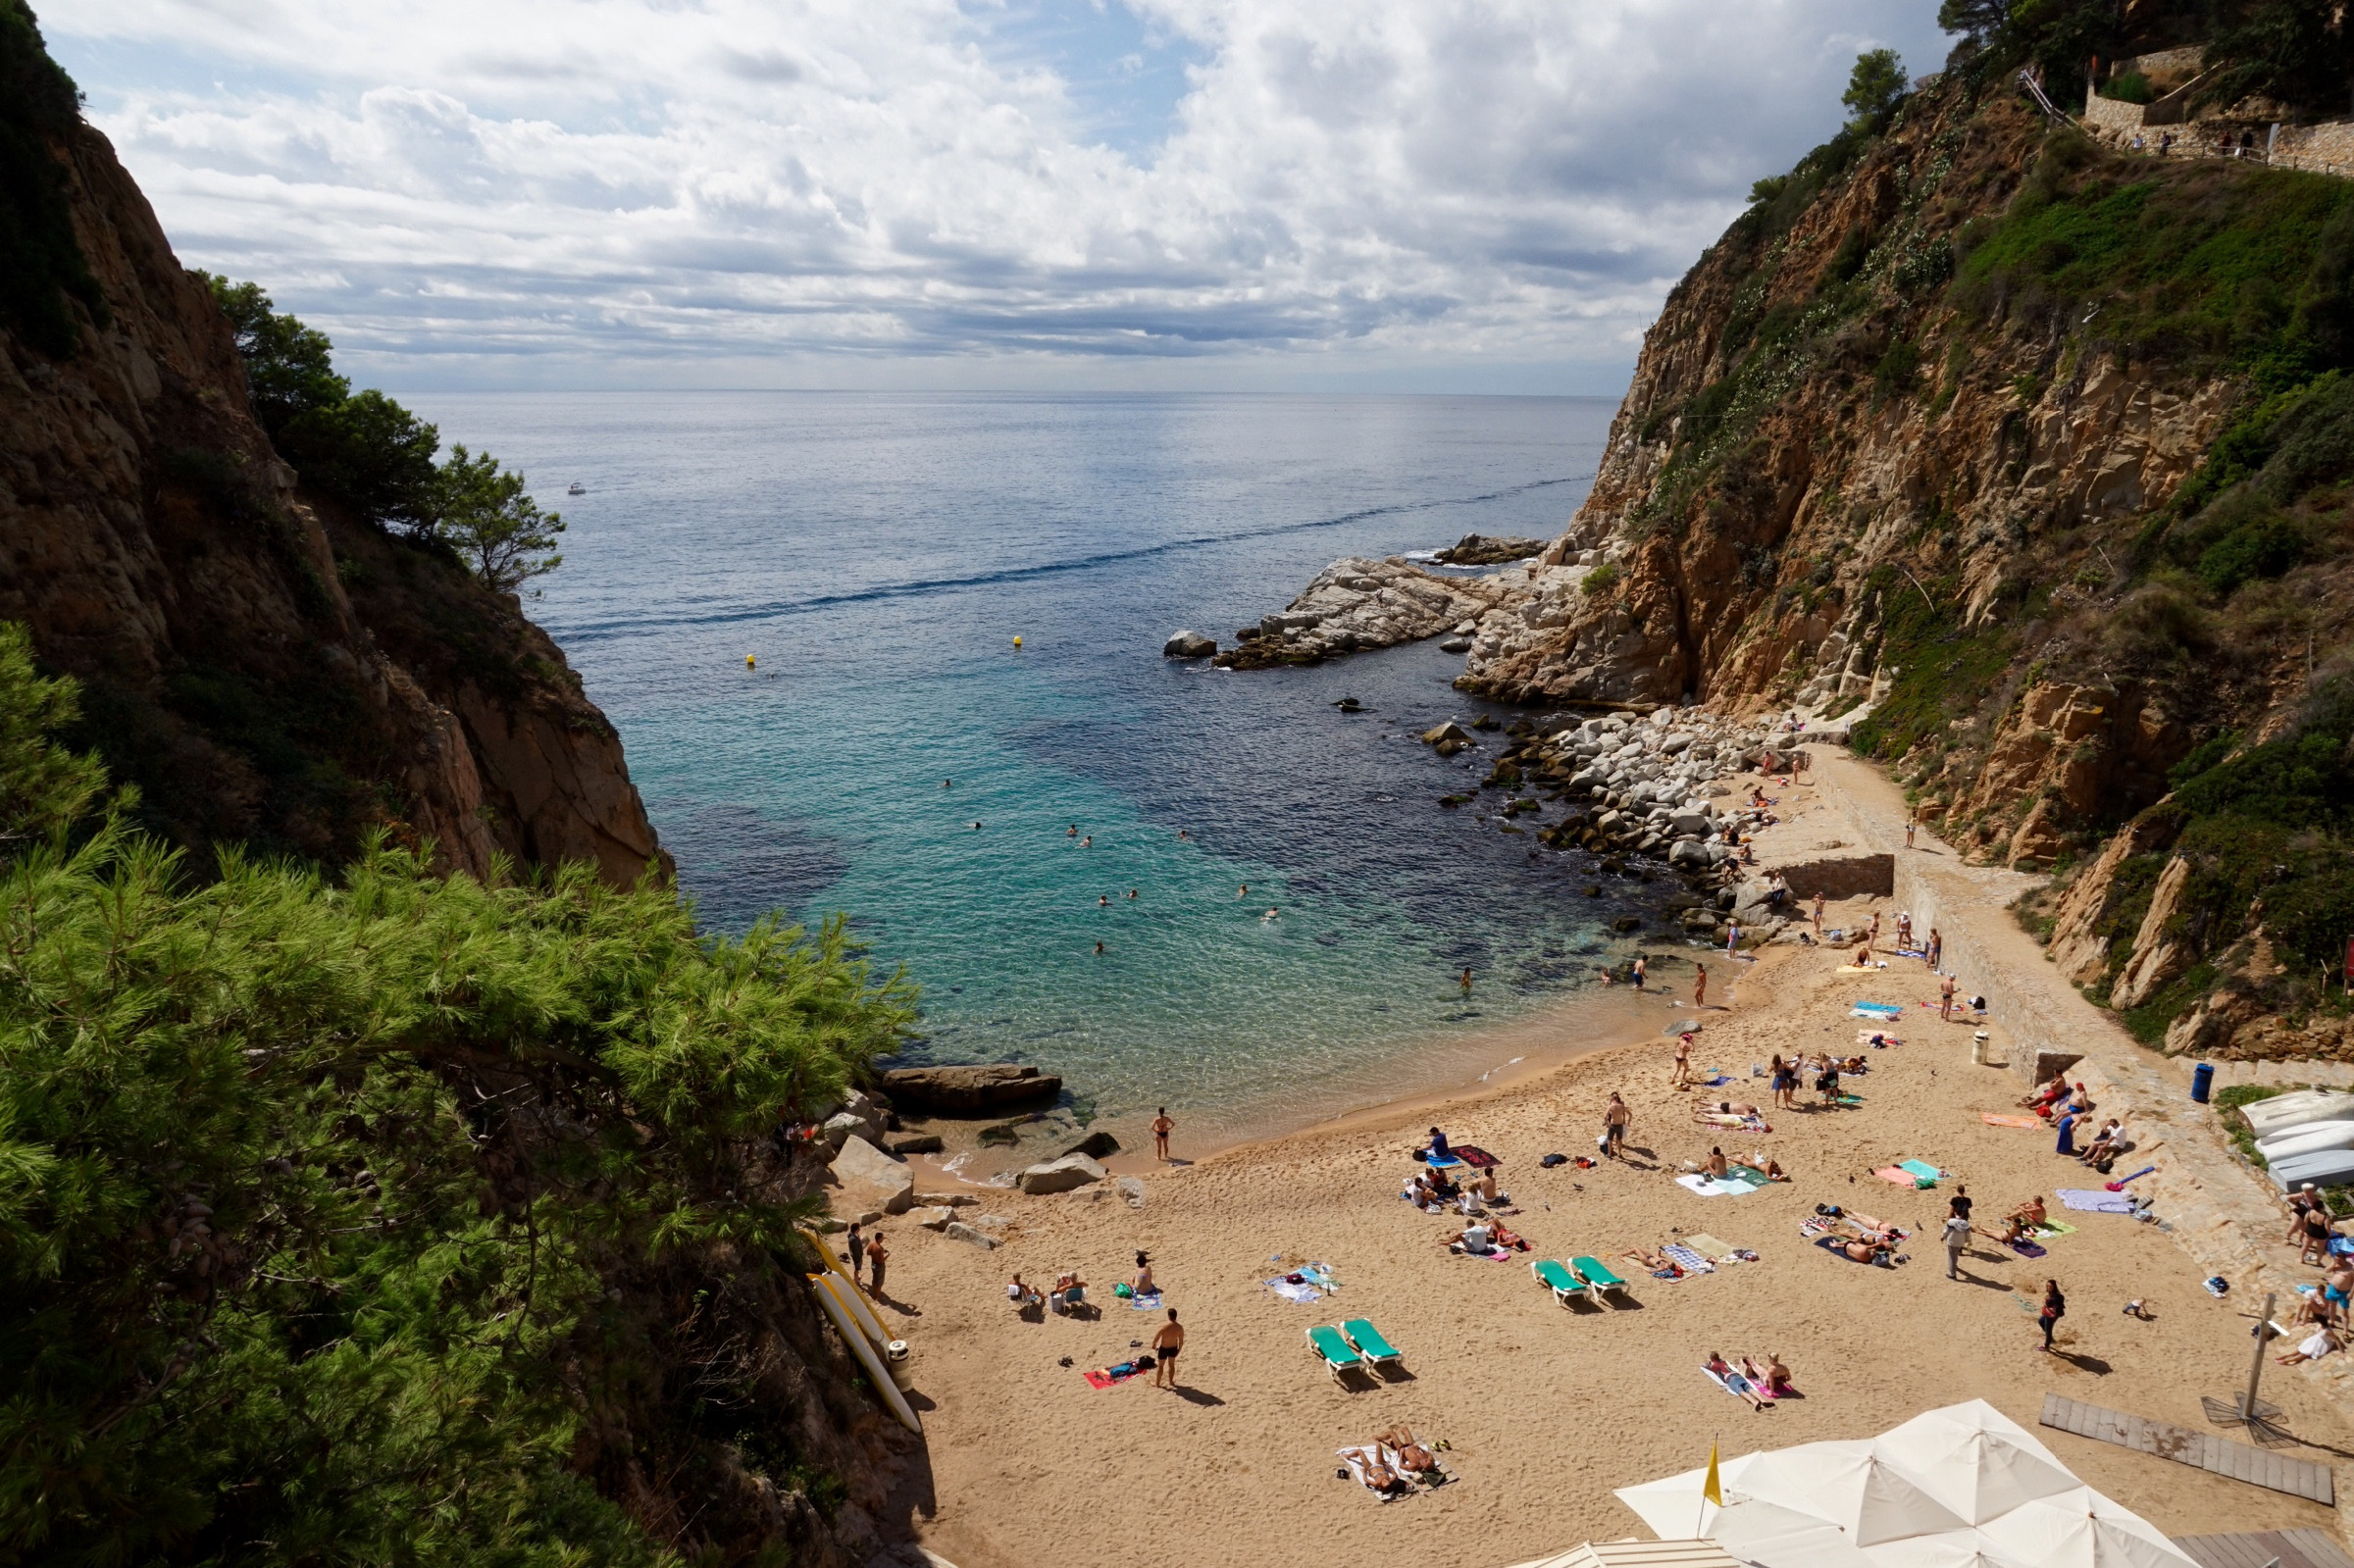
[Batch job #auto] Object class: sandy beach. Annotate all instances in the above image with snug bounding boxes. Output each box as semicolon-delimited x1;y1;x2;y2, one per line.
856;766;2350;1567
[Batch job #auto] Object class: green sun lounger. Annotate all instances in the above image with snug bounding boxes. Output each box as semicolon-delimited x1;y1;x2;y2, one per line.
1306;1324;1363;1383
1342;1318;1403;1370
1570;1256;1631;1303
1532;1258;1581;1306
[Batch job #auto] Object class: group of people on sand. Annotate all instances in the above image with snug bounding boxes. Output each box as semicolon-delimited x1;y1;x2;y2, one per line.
1765;1051;1856;1110
2277;1185;2354;1364
1707;1349;1795;1411
1351;1426;1446;1494
2021;1071;2134;1170
1007;1253;1189;1385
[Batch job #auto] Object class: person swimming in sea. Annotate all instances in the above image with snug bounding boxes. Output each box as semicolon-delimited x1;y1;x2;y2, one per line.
1262;907;1279;921
971;821;983;831
1178;829;1190;840
1238;883;1249;897
943;779;952;788
1094;940;1104;954
1099;894;1109;907
1128;888;1138;899
1068;825;1078;837
1082;835;1092;847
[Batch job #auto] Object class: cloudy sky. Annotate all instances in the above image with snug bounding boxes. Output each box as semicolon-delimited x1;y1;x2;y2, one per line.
51;0;1948;392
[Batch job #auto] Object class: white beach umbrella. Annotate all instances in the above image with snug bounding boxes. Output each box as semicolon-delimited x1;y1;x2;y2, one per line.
1972;1487;2198;1568
1870;1400;2078;1526
1613;1456;1768;1540
1612;1462;1876;1568
1735;1441;1970;1546
1865;1531;2043;1568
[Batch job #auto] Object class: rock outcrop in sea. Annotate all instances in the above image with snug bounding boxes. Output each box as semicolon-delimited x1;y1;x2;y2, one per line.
1212;555;1519;668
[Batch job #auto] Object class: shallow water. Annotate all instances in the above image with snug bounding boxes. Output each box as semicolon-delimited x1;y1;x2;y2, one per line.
401;390;1664;1138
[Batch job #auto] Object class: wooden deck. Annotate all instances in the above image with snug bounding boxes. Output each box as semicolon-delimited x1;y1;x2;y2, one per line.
2041;1393;2336;1504
2175;1529;2354;1568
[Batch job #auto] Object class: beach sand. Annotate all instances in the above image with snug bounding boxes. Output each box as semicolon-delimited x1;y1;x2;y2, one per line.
866;899;2350;1567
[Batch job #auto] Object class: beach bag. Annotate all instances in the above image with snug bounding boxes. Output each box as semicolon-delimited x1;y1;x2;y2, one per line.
1540;1153;1568;1168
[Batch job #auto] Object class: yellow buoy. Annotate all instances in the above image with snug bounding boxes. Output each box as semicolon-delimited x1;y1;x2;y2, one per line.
745;654;756;669
1012;635;1023;648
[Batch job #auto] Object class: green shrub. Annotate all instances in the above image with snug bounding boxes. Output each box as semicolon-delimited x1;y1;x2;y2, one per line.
2196;512;2306;593
2098;71;2155;104
1581;561;1621;595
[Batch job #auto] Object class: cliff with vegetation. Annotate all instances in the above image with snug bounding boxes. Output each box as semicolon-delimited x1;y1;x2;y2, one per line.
1460;8;2354;1061
0;6;918;1564
0;3;665;885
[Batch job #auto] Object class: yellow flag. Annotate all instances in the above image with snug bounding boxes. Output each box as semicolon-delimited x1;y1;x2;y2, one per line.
1702;1442;1722;1507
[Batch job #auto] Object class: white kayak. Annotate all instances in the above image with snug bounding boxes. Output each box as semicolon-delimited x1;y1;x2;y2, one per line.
809;1273;920;1434
2257;1120;2354;1162
2243;1090;2354;1137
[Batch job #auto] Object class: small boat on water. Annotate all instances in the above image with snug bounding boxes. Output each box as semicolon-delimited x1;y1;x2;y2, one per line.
567;481;586;495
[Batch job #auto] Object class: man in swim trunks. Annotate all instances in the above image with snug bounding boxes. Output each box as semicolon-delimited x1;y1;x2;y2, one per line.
1151;1307;1185;1387
1940;974;1957;1021
1152;1107;1174;1162
1604;1093;1631;1158
2326;1260;2354;1326
866;1233;891;1299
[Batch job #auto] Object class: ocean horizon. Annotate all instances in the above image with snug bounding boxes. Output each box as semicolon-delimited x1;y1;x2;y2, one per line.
397;389;1667;1145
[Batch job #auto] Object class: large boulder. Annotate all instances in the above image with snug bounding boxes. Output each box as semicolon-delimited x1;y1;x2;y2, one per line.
830;1136;914;1215
882;1063;1062;1113
1061;1130;1120;1160
1163;631;1216;658
1667;811;1712;839
1668;838;1711;870
1017;1152;1107;1195
944;1221;999;1249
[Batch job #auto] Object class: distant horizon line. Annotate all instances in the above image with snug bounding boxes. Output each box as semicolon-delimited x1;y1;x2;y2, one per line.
381;385;1633;399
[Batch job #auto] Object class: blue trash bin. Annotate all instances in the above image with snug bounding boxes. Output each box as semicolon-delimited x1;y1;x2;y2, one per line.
2191;1061;2214;1104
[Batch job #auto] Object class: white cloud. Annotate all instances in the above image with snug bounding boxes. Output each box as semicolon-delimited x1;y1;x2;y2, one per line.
51;0;1949;389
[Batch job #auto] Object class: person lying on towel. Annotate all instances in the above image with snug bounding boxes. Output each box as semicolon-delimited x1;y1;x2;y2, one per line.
1376;1426;1441;1473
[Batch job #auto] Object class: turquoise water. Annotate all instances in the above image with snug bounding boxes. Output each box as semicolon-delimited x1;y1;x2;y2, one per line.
400;391;1658;1138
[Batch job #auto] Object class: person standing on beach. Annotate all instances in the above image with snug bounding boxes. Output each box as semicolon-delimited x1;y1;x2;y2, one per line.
1906;807;1919;849
1693;962;1708;1009
1671;1034;1692;1087
867;1233;891;1300
2036;1279;2066;1351
1152;1107;1174;1162
1942;1212;1971;1280
1151;1307;1186;1388
846;1222;865;1277
1940;974;1957;1022
1812;891;1825;937
1725;921;1741;956
1460;967;1473;994
1604;1093;1631;1157
1927;928;1943;969
1631;955;1648;991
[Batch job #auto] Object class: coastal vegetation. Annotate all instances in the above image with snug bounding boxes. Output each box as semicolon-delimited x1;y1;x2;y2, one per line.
0;621;917;1563
208;276;567;594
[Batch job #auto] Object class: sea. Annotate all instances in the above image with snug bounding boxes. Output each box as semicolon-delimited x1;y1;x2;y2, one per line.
398;391;1667;1150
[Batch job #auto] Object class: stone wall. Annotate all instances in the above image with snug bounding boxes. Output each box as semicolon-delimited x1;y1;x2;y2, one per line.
2274;121;2354;179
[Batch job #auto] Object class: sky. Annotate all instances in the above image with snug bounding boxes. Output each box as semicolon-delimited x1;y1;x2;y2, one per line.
50;0;1953;393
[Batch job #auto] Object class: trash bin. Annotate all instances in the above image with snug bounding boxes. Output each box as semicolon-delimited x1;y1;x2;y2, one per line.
1970;1031;1992;1066
2191;1062;2214;1104
884;1339;914;1391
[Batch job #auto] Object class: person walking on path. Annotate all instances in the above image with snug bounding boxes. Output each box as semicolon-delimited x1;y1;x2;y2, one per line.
1948;1186;1973;1223
1942;1213;1972;1280
1152;1107;1174;1162
1604;1092;1631;1158
846;1222;865;1277
2036;1279;2067;1351
1693;962;1709;1009
867;1232;892;1300
1151;1307;1186;1388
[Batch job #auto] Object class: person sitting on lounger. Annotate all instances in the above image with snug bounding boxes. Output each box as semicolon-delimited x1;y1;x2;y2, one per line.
1706;1351;1769;1411
1450;1221;1496;1256
1049;1271;1089;1312
1008;1273;1045;1309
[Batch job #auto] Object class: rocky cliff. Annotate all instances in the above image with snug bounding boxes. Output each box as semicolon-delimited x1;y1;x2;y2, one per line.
1213;67;2352;1061
0;107;667;885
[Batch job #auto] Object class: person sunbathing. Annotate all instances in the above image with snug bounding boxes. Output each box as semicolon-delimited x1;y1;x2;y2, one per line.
2277;1325;2343;1366
1356;1450;1408;1492
2010;1195;2048;1227
1839;1055;1868;1074
1489;1221;1530;1251
1841;1238;1895;1266
1981;1213;2028;1246
1626;1246;1676;1273
1706;1351;1769;1411
1469;1169;1510;1206
1707;1100;1763;1119
1375;1427;1440;1473
1744;1353;1791;1395
1007;1273;1045;1309
1748;1153;1789;1182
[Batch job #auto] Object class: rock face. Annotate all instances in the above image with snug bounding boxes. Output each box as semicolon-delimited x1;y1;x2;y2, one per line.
1434;533;1546;565
2106;856;2193;1009
0;116;667;885
1015;1153;1106;1195
880;1064;1062;1113
829;1137;915;1215
1213;557;1518;669
1162;631;1216;658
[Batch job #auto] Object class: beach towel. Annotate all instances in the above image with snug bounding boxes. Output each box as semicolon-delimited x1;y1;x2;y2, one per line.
1453;1145;1503;1170
1131;1290;1163;1310
1727;1164;1773;1188
2056;1188;2135;1214
1899;1159;1948;1182
1702;1366;1758;1400
1420;1153;1463;1170
1663;1242;1715;1274
1683;1234;1738;1261
2030;1219;2076;1238
1676;1173;1762;1197
1265;1277;1325;1303
1874;1165;1933;1189
1980;1114;2042;1128
2005;1238;2048;1258
1853;1002;1904;1018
